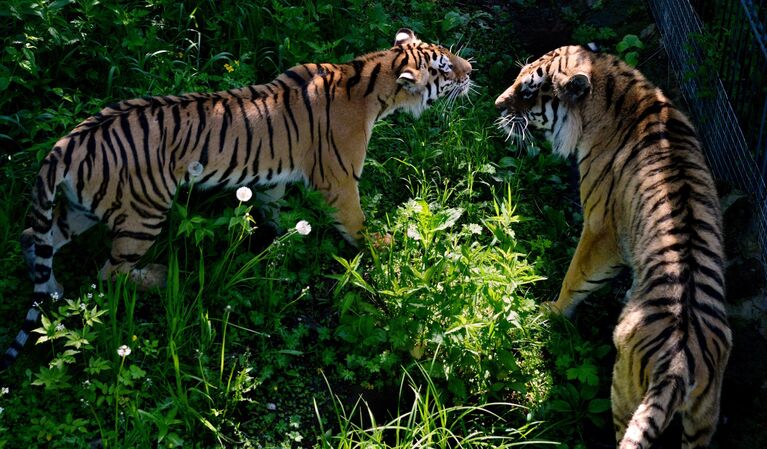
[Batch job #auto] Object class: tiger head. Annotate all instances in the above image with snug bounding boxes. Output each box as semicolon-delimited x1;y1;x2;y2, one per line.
494;45;594;157
386;28;473;117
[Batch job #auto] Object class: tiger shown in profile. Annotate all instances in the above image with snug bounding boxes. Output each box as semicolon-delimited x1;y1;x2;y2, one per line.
495;45;731;449
2;28;472;369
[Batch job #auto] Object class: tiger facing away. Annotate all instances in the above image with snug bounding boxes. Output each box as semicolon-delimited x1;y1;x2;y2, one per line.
2;28;472;369
495;45;731;449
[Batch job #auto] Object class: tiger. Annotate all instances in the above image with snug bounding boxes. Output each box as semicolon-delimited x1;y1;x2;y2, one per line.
1;28;472;370
495;45;731;449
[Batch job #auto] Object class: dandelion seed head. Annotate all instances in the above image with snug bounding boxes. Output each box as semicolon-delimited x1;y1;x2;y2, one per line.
295;220;312;236
117;345;131;358
187;161;204;179
236;186;253;202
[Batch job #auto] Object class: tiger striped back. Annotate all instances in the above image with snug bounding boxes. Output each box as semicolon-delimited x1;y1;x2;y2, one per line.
495;45;731;448
2;28;472;370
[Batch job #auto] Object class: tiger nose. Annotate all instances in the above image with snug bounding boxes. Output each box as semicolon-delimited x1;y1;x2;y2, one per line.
494;85;515;113
455;57;472;77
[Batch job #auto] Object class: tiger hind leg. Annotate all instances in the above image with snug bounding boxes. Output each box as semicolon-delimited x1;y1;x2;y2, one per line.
99;226;166;290
21;202;99;293
680;394;721;448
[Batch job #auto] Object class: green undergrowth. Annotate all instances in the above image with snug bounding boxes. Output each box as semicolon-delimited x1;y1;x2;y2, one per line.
0;1;658;448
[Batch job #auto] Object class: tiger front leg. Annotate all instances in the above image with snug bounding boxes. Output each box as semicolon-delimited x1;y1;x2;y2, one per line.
322;181;365;246
551;225;622;317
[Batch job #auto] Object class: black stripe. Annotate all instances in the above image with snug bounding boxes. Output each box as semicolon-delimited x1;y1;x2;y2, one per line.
276;79;300;141
220;137;239;184
347;60;364;99
138;111;167;203
283;115;295;171
34;244;53;258
219;99;231;153
364;63;382;97
113;230;159;240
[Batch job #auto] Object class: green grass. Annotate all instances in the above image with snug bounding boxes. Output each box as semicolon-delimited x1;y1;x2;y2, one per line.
0;1;658;448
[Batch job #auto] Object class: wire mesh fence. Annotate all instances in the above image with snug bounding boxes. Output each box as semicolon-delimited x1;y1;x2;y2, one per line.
649;0;767;274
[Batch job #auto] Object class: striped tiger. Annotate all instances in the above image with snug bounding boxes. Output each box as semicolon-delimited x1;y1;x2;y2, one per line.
495;45;731;448
2;28;472;369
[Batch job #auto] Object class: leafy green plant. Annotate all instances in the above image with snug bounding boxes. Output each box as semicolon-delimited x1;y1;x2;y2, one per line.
616;34;644;67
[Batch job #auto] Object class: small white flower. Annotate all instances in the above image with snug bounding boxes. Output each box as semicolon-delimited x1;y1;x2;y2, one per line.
406;224;421;240
50;292;60;301
187;161;204;179
295;220;312;236
90;284;96;290
55;323;65;332
266;403;277;411
0;387;8;395
117;345;132;358
0;407;4;415
236;186;253;202
87;293;93;299
467;223;482;235
80;303;87;310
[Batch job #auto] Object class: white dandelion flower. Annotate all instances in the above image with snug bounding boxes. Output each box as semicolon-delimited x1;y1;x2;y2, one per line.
117;345;132;358
187;161;204;179
406;224;421;240
236;186;253;202
295;220;312;236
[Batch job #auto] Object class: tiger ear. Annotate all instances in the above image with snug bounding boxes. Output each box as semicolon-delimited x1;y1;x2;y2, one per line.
397;68;423;92
394;28;417;46
560;73;591;103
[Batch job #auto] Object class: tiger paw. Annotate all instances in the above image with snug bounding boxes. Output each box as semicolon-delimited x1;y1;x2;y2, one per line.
540;301;560;314
130;264;168;290
541;300;577;319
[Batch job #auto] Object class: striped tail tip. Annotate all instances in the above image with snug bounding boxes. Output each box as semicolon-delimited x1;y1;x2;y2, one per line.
0;307;42;371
